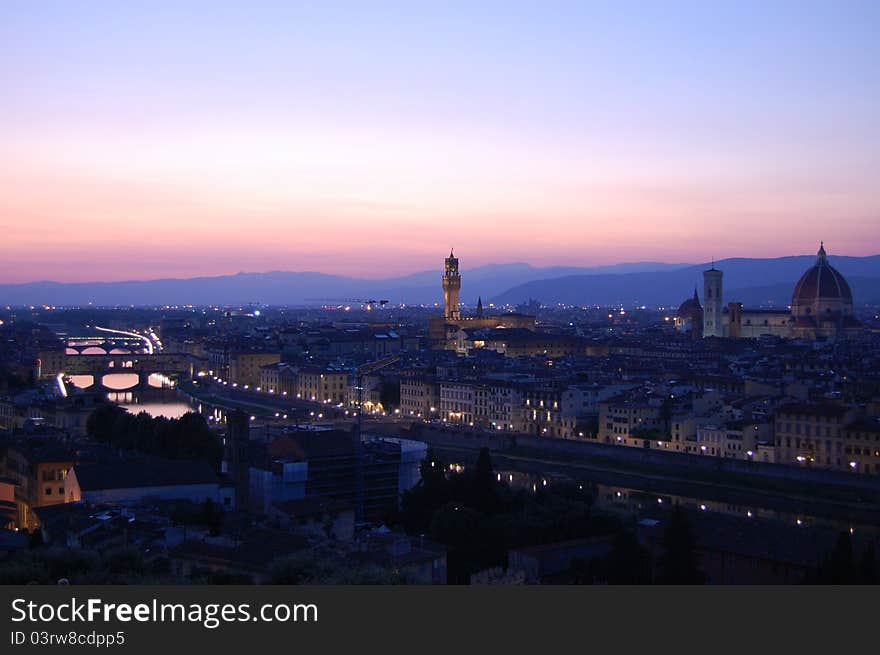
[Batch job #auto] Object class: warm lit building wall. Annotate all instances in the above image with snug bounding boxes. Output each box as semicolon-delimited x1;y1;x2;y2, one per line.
439;381;476;425
486;384;523;432
520;388;578;438
297;369;349;404
736;310;793;339
427;314;536;343
0;480;15;530
400;376;440;418
229;352;281;387
669;415;700;453
260;364;281;393
774;404;858;471
0;447;75;530
840;420;880;475
260;362;299;395
598;398;663;447
36;348;65;378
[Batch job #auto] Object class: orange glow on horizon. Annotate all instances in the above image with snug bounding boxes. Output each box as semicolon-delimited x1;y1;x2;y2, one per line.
2;125;878;283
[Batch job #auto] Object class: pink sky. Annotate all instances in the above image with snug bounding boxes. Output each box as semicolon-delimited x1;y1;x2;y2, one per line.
2;117;879;283
2;4;879;283
2;122;877;283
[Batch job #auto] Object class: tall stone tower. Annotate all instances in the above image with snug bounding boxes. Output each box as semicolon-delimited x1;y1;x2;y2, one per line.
703;264;724;338
442;249;461;320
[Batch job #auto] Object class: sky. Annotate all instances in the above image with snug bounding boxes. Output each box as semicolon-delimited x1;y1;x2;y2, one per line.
1;1;879;283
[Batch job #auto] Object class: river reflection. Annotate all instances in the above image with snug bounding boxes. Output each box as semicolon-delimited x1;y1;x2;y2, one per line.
476;466;880;538
107;388;194;419
119;401;193;419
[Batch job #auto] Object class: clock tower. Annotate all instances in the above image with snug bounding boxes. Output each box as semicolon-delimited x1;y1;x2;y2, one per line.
442;249;461;320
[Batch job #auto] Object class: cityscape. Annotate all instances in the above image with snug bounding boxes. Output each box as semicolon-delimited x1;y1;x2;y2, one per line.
2;4;880;587
1;246;879;584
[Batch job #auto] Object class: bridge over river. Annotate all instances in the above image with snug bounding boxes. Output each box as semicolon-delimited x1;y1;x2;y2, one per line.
61;326;190;391
64;352;193;390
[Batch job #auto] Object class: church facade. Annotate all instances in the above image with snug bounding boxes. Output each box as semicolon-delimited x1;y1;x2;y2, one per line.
675;244;861;340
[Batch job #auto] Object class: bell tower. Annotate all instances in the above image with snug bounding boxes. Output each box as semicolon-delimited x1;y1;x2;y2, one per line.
442;249;461;320
703;262;724;338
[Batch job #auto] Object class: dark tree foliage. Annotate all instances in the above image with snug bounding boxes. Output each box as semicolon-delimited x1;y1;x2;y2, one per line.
828;531;857;584
398;448;453;534
102;546;147;576
398;448;622;584
859;543;878;584
429;502;486;584
656;505;706;584
601;530;653;584
86;405;221;470
267;551;398;585
429;503;482;549
0;546;159;585
470;448;497;514
379;380;400;409
811;533;877;584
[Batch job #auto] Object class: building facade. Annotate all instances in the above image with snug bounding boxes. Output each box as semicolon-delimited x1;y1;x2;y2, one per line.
696;244;860;340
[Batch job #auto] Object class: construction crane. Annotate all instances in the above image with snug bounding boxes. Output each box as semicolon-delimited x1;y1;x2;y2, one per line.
353;354;400;523
306;298;390;310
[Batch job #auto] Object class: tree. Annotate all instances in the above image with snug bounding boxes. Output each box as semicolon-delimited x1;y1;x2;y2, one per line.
419;448;447;489
399;450;450;532
429;502;484;584
86;406;221;469
828;531;857;584
813;531;858;584
656;506;705;584
859;543;878;584
605;531;652;584
469;448;496;513
102;546;146;576
429;503;482;550
86;405;127;442
268;551;328;584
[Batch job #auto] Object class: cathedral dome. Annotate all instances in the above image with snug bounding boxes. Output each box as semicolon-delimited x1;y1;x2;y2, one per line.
674;288;703;338
792;243;852;307
677;289;702;318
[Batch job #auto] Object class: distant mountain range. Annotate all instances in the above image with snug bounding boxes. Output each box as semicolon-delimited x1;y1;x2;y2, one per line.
0;261;689;306
1;255;878;308
492;255;880;307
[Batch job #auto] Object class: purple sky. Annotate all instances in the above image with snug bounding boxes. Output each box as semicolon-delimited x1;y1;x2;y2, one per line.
2;2;879;282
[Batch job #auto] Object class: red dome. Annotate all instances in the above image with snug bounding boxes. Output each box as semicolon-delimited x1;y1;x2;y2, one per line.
792;243;852;306
676;288;702;317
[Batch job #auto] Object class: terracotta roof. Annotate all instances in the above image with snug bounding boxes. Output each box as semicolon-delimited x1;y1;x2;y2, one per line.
792;243;853;305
